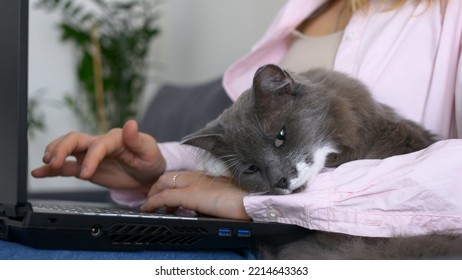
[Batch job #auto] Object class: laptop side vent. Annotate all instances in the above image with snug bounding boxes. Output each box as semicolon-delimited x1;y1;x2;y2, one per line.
108;224;207;246
172;226;208;234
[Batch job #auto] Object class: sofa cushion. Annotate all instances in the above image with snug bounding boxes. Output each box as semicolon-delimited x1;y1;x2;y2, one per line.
140;78;233;142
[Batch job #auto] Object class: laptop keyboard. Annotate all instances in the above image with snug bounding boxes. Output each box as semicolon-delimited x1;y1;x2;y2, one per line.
32;202;198;220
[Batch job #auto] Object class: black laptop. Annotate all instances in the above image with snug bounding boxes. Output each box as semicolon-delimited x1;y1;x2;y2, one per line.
0;0;309;251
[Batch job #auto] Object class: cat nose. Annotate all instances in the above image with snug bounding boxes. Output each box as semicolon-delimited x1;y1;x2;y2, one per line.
274;177;289;190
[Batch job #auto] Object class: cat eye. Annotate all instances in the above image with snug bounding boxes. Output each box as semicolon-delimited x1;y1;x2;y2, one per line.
244;164;260;175
275;127;286;147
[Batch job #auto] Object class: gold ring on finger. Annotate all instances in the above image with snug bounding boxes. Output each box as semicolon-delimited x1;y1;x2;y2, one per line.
171;174;180;189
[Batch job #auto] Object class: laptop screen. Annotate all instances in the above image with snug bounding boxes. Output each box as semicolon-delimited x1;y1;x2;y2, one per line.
0;0;30;216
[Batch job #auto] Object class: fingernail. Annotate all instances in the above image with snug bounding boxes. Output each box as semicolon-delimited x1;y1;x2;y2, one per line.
80;167;88;178
43;152;50;162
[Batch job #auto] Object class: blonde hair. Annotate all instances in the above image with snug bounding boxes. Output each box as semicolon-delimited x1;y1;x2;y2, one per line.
349;0;433;11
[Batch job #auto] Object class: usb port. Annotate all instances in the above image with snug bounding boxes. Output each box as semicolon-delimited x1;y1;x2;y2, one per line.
237;229;251;237
218;228;232;237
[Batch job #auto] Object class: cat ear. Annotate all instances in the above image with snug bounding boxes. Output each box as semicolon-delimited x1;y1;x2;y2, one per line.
253;64;295;100
181;122;224;151
253;65;295;131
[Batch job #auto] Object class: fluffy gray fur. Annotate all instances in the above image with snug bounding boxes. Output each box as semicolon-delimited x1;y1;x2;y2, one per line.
181;65;462;260
262;232;462;260
182;64;436;195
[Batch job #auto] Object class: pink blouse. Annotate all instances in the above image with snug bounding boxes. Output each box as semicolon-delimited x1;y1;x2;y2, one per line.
113;0;462;237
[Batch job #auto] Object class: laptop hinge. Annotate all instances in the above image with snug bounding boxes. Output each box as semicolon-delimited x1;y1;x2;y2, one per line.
0;202;32;219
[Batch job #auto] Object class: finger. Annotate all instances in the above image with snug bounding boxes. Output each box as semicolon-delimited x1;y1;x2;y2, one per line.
147;172;209;197
42;134;69;163
141;189;183;212
31;161;82;178
45;132;93;169
148;173;177;197
142;172;213;212
79;129;124;179
122;120;140;151
122;120;157;158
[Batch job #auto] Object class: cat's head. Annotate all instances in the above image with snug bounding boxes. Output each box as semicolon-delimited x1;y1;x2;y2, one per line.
182;64;338;195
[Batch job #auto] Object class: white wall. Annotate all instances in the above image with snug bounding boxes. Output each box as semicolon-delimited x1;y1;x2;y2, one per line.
28;0;286;192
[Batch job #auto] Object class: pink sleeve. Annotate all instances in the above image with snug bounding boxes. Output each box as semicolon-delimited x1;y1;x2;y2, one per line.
456;48;462;138
111;142;202;207
157;142;202;172
244;139;462;237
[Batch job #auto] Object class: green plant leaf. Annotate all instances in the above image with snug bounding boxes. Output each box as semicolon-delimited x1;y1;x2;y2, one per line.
36;0;161;132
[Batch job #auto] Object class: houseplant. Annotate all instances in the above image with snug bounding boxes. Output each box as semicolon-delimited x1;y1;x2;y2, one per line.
36;0;161;133
28;93;47;139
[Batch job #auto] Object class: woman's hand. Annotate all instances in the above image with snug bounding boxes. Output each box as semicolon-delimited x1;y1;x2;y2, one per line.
142;171;252;221
31;120;165;193
31;120;251;221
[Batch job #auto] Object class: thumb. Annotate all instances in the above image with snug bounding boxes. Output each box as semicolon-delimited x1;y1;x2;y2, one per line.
122;120;144;154
121;119;164;173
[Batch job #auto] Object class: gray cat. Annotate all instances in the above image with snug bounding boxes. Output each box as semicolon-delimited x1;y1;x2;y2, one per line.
182;64;435;195
182;64;462;259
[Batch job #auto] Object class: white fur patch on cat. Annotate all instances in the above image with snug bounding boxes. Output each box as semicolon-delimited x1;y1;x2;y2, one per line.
288;143;338;192
200;151;232;177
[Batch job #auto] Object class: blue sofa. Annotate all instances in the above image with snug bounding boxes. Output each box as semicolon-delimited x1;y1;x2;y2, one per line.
0;239;250;260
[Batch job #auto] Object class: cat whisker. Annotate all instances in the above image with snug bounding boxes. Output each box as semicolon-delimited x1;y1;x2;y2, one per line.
199;154;243;187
